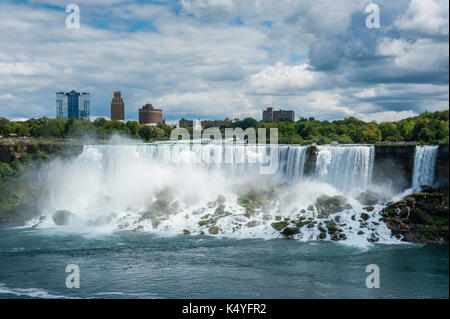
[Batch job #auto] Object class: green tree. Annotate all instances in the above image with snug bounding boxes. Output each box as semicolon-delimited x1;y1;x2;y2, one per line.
361;123;382;143
379;122;402;141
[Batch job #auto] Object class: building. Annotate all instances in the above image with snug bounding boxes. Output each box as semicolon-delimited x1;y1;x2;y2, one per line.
179;118;193;128
262;107;294;122
139;104;163;125
110;91;124;121
56;90;90;120
179;118;235;129
201;120;226;128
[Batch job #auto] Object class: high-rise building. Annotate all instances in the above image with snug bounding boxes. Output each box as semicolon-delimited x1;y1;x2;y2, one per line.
262;107;294;122
111;91;125;121
139;104;163;125
56;90;90;120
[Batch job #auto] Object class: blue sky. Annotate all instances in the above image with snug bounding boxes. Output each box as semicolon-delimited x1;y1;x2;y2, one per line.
0;0;448;123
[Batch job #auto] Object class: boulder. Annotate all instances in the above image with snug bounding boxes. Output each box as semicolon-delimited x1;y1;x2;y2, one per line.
356;190;383;206
53;210;72;226
209;226;220;235
282;226;300;236
271;221;288;231
198;220;208;226
360;213;370;221
214;205;226;216
132;225;144;232
331;234;340;241
315;194;348;214
325;221;337;234
246;220;258;228
420;185;433;193
152;220;160;228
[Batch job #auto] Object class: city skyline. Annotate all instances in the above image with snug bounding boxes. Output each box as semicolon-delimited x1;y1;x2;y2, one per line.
0;0;448;123
54;88;300;124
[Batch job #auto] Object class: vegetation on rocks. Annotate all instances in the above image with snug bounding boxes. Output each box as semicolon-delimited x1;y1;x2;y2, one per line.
381;186;449;244
0;140;83;225
315;194;350;218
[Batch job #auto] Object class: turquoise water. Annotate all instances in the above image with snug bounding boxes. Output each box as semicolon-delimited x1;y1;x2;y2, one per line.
0;227;448;299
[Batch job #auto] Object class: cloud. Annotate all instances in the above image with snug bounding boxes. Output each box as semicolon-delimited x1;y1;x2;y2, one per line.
0;93;15;100
377;38;448;72
394;0;449;37
359;110;419;123
0;0;447;122
201;62;245;81
153;90;256;119
248;62;323;94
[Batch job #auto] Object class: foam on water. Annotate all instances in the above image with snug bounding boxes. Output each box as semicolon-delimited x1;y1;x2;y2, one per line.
0;283;69;299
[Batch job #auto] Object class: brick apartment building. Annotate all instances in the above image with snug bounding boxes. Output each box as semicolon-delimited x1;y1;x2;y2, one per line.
262;107;295;122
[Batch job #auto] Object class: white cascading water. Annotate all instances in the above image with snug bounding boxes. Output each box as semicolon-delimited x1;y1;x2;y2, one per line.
411;145;439;190
278;145;308;180
315;145;375;192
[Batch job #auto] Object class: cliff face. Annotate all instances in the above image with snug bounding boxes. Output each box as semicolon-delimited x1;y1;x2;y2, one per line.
303;145;318;176
0;141;84;226
372;145;416;192
436;144;449;187
0;140;83;163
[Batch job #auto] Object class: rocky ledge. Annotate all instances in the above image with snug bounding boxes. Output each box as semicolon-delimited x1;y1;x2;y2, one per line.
381;186;449;244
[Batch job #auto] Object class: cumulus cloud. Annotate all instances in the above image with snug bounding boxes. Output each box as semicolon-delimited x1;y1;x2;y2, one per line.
377;38;449;72
248;63;323;94
394;0;449;37
0;0;448;122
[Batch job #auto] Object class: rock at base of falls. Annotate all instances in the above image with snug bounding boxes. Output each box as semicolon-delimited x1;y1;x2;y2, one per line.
53;210;73;226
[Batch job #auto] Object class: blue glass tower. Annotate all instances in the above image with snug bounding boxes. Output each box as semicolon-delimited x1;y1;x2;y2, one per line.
67;90;80;119
56;90;90;120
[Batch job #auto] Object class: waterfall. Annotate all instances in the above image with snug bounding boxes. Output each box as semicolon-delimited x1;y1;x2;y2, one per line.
33;142;399;245
315;145;375;191
411;145;439;189
278;146;308;180
85;143;377;189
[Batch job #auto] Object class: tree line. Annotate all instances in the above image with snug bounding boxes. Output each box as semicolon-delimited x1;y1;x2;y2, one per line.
0;109;448;145
0;117;173;142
